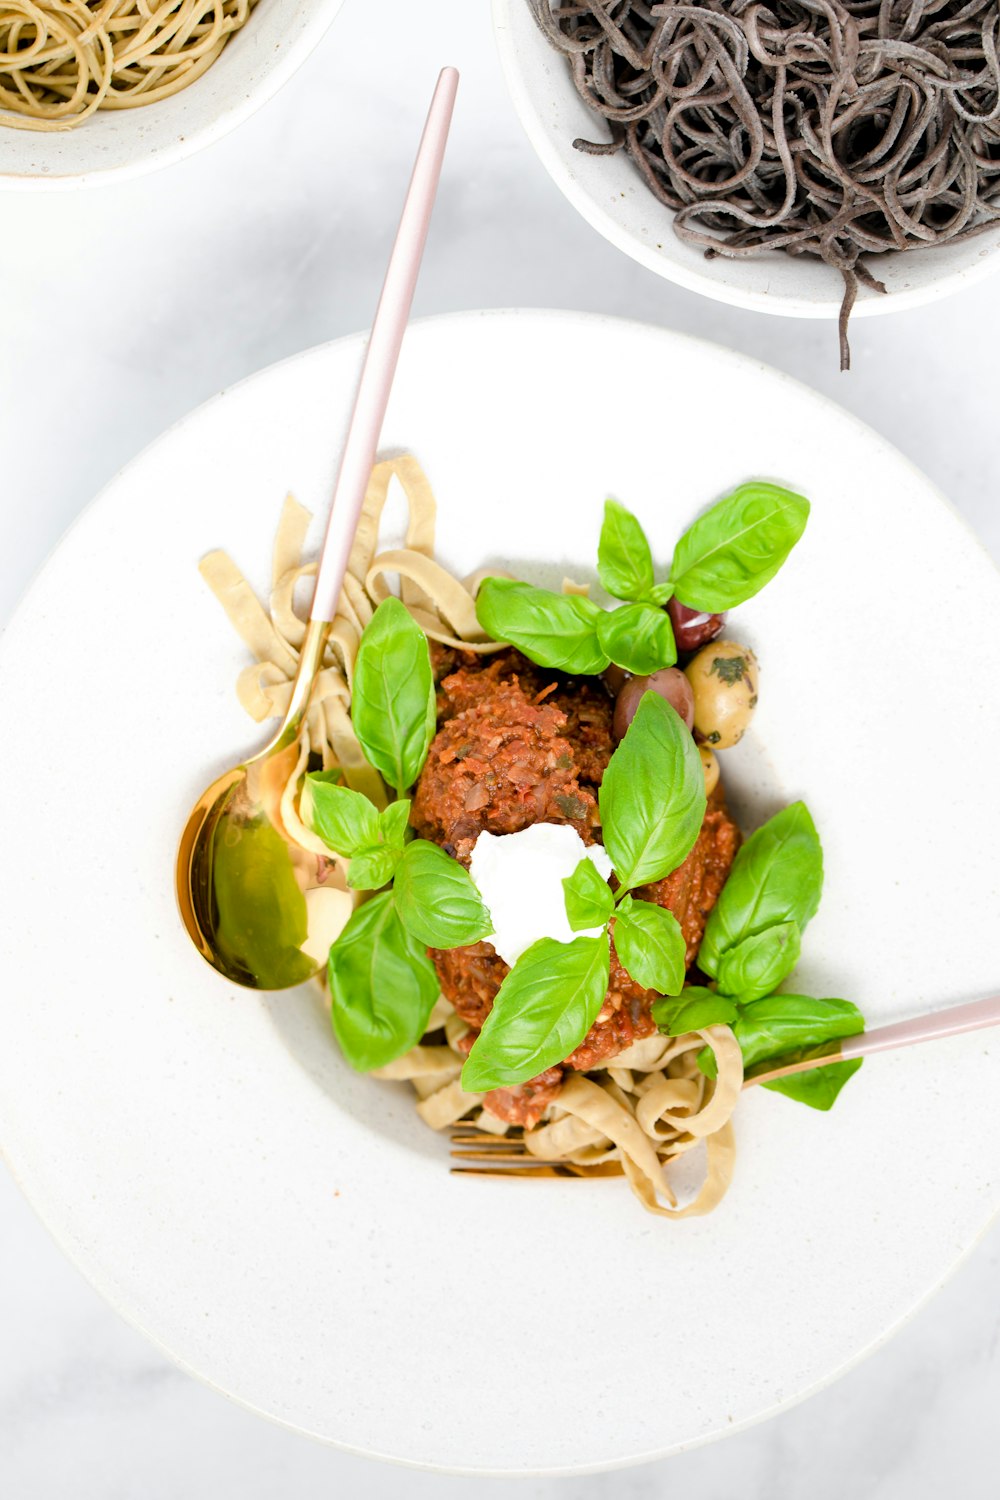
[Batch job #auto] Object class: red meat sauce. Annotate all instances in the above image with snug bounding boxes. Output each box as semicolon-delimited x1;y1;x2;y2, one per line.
410;647;740;1129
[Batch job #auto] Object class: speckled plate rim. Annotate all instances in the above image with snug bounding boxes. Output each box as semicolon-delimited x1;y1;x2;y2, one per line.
1;309;999;1475
0;0;346;191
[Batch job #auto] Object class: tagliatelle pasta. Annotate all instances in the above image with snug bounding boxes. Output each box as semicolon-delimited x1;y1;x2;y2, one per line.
201;454;744;1217
377;1015;741;1217
199;454;506;818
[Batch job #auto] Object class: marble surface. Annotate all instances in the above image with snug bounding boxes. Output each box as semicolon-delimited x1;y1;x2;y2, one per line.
2;0;999;1492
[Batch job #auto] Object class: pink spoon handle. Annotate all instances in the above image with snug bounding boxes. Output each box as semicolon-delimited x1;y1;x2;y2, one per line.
842;992;1000;1060
310;66;459;624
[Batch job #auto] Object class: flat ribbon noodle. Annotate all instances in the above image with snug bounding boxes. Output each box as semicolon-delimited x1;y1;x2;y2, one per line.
386;1002;743;1218
199;453;503;854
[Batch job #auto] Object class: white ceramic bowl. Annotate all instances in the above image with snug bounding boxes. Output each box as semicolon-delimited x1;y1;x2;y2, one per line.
0;0;344;189
493;0;1000;319
2;309;1000;1473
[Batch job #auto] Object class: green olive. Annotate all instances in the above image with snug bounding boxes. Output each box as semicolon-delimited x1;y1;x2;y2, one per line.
699;745;720;797
684;640;759;749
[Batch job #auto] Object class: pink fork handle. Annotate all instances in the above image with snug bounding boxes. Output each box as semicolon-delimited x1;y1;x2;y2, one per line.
843;992;1000;1060
310;66;459;624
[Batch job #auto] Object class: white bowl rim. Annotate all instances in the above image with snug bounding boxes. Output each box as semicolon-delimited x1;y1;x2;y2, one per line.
491;0;1000;319
3;308;1000;1473
0;0;345;191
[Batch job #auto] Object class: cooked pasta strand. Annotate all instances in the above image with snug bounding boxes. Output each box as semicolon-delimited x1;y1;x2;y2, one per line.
0;0;256;129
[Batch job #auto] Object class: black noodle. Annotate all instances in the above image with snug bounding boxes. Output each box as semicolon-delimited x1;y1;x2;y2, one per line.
530;0;1000;367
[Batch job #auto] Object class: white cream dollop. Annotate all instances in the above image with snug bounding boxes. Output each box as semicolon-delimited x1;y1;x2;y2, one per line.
469;823;614;967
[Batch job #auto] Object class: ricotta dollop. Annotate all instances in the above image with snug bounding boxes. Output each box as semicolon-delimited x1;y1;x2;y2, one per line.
469;823;613;967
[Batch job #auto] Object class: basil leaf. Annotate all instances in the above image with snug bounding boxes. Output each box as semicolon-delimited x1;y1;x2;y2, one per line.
562;857;614;932
734;994;864;1071
715;920;802;1003
378;798;412;851
392;839;493;950
461;934;611;1091
345;844;401;892
764;1059;863;1110
475;578;609;674
740;993;864;1111
669;483;810;612
599;691;706;890
613;895;686;996
699;802;823;976
595;602;677;674
328;891;439;1070
302;774;380;857
699;994;864;1110
597;499;658;602
213;817;314;990
352;597;436;796
652;987;738;1035
648;581;674;606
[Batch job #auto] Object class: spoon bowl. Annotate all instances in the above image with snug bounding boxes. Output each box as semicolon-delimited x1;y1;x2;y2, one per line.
176;620;343;989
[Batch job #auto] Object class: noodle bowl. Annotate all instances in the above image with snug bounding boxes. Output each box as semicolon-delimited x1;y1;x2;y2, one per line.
0;0;258;129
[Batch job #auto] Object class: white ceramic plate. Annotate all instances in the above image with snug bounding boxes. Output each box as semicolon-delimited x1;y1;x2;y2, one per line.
1;310;999;1475
493;0;1000;318
0;0;344;189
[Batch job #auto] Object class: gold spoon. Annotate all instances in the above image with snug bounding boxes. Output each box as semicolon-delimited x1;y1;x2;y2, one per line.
176;67;459;991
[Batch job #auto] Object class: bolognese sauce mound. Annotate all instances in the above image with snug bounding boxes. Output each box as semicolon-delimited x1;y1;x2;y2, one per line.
411;648;739;1128
411;649;612;862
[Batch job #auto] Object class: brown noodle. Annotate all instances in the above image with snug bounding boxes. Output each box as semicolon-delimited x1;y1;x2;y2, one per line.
530;0;1000;367
201;454;743;1217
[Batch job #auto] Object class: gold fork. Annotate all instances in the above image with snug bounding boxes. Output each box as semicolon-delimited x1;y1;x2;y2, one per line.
449;1127;624;1179
450;992;1000;1178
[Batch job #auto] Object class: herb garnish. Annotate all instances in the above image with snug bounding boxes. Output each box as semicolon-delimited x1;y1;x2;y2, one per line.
306;495;855;1118
350;596;436;798
655;804;865;1110
461;936;612;1093
459;693;703;1092
475;482;809;676
305;598;493;1072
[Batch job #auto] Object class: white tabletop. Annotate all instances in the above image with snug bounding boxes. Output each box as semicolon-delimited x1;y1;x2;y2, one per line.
2;0;999;1493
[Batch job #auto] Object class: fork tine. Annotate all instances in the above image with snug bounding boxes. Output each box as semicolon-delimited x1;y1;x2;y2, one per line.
450;1164;583;1178
448;1126;623;1178
450;1160;624;1179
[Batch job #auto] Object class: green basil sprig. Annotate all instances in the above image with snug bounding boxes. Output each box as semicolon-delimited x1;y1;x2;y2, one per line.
613;895;686;996
303;776;412;890
698;802;823;977
327;891;440;1071
351;597;436;798
655;804;864;1112
392;839;493;950
699;996;864;1111
715;920;802;1004
562;857;615;931
651;987;738;1034
598;499;670;605
303;602;500;1071
461;935;611;1093
595;602;676;674
302;774;381;854
475;578;609;675
599;691;706;889
668;483;810;612
476;480;807;680
598;485;809;615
